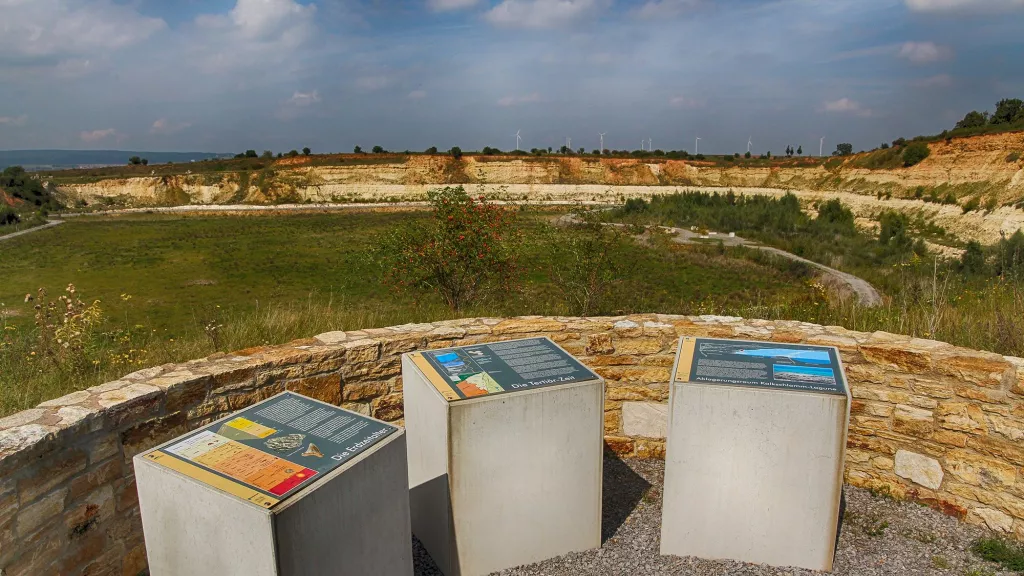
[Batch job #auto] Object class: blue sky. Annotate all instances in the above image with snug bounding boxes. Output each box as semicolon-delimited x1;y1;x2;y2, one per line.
1;0;1022;155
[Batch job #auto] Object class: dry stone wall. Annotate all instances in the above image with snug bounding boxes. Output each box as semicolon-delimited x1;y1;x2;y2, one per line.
1;314;1023;575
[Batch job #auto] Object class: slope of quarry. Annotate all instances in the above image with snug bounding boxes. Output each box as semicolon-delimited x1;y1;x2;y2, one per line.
49;131;1024;244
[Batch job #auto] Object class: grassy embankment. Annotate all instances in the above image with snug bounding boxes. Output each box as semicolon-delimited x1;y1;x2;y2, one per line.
604;193;1024;358
0;209;815;416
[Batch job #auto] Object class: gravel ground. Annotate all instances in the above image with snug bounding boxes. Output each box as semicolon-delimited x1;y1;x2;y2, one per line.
413;457;1014;576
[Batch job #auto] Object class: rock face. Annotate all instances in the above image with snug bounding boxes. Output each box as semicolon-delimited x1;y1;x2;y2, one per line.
52;131;1024;243
1;313;1024;574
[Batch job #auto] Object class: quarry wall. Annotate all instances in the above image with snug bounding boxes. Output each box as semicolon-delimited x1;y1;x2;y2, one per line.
2;314;1024;575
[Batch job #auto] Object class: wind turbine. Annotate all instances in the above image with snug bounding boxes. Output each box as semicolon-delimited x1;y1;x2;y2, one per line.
820;137;825;157
599;133;606;153
514;130;521;151
567;137;572;151
747;137;753;153
695;137;701;155
648;138;653;151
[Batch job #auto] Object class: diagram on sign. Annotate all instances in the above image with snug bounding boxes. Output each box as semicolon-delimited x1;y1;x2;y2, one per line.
418;338;598;401
146;392;397;505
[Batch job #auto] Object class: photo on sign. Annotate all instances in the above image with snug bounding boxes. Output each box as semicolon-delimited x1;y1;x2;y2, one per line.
772;365;837;386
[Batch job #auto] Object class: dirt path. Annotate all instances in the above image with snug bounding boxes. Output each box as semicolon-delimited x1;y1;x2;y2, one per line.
0;220;63;243
558;215;882;307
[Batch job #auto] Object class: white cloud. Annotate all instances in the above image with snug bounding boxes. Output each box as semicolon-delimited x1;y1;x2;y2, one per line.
0;0;165;60
897;41;952;64
427;0;480;11
79;128;118;143
822;98;872;117
288;90;322;106
497;93;542;106
669;96;703;109
191;0;318;73
635;0;700;19
408;90;428;99
0;115;29;127
905;0;1024;12
150;119;193;135
484;0;607;28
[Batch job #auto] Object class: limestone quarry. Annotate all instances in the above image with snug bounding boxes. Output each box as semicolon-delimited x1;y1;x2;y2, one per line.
50;131;1024;243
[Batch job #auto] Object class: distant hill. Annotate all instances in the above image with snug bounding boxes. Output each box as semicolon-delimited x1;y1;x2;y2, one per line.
0;150;230;171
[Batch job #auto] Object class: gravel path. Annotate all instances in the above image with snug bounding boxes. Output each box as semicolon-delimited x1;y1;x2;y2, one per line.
556;214;882;308
0;219;63;242
413;457;1012;576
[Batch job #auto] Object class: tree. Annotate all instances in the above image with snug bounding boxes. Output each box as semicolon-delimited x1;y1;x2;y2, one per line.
372;186;521;311
892;138;907;148
960;241;986;275
302;147;311;156
261;150;273;159
902;142;930;167
880;142;890;149
797;145;803;155
354;146;363;153
547;219;632;316
547;147;552;153
128;156;142;165
578;147;585;155
766;151;771;159
834;143;854;156
991;98;1024;125
878;211;911;252
141;158;148;166
425;146;438;154
450;146;462;159
372;145;385;154
955;110;989;129
287;150;299;158
734;153;740;158
815;199;855;232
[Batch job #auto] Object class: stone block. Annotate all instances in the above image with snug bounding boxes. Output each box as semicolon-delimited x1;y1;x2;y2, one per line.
371;393;404;422
937;351;1013;388
606;385;664;402
894;450;944;489
604;409;622;435
603;436;635;456
969;507;1013;532
122;542;148;576
121;412;187;461
342;380;388;402
635;439;666;459
622;402;668;439
893;404;933;437
164;374;212;413
611;320;643;338
491;318;565;335
614;338;664;355
17;449;87;503
935;402;987;434
64;485;114;538
946;449;1016;488
16;487;67;536
69;458;123;502
287;373;342;405
860;342;932;374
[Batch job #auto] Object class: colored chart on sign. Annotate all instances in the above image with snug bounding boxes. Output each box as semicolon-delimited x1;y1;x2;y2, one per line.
417;337;599;401
147;392;397;505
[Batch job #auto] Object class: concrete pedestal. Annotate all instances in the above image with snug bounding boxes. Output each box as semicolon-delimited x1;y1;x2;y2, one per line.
403;337;604;576
661;337;850;572
134;391;413;576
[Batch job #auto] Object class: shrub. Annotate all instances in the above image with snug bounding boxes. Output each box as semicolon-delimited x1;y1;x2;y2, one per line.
302;147;311;156
960;241;986;275
353;146;363;154
878;211;912;252
971;537;1024;571
425;146;438;154
1008;151;1021;163
450;146;462;159
902;142;931;167
546;221;631;316
0;205;20;226
962;197;981;213
372;186;521;311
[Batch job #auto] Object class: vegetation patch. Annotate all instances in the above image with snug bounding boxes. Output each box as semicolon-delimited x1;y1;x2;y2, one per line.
971;537;1024;571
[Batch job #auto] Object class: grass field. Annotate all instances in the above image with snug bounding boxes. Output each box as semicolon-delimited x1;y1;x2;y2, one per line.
0;208;814;415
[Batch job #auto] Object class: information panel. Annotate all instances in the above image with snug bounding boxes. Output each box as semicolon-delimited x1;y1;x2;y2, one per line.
675;337;845;395
144;392;396;507
411;337;598;402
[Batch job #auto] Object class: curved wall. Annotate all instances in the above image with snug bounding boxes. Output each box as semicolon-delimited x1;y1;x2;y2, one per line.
1;314;1022;575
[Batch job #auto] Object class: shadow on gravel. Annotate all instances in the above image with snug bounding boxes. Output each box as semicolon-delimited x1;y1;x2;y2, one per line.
602;453;652;543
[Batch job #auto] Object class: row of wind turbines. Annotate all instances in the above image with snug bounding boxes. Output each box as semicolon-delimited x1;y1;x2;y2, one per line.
513;130;830;156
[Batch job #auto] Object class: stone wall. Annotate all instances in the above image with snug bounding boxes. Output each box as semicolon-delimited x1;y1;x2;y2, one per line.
1;314;1023;575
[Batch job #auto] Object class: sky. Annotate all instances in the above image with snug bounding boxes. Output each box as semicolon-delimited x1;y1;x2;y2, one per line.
1;0;1023;156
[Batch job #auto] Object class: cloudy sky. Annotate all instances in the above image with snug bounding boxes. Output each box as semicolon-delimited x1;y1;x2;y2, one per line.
1;0;1022;155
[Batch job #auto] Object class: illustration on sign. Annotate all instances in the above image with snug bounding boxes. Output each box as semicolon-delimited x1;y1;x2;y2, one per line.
678;338;845;395
418;337;597;401
145;392;397;506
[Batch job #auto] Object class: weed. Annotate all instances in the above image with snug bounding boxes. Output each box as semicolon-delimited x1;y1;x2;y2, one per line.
963;568;995;576
865;518;889;537
971;537;1024;570
932;555;950;569
1007;151;1021;163
903;527;938;544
